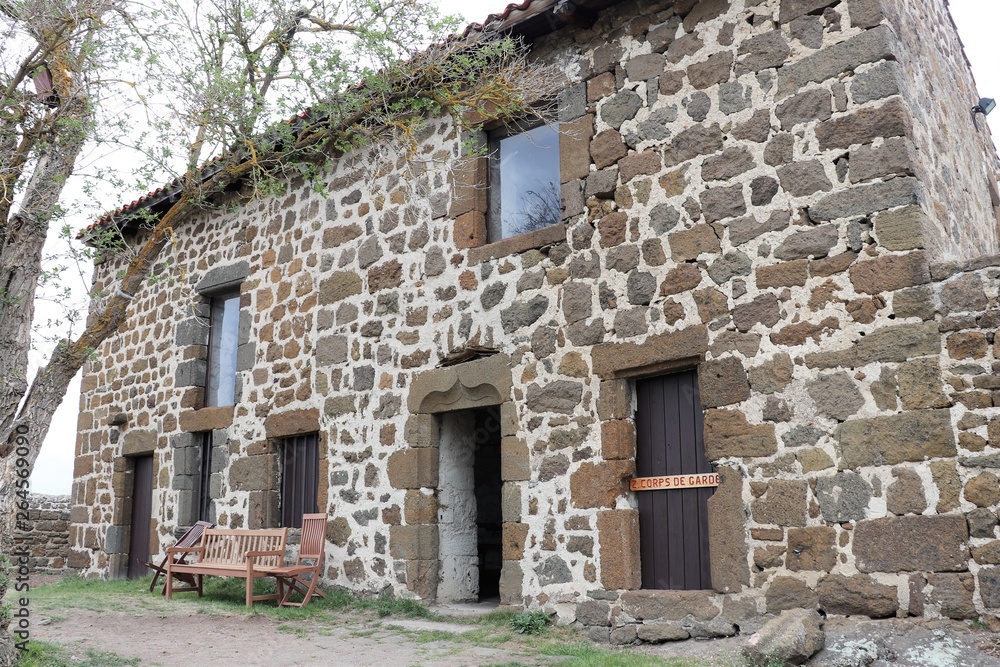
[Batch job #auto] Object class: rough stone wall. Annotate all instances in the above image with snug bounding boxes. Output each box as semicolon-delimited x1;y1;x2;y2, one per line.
70;0;1000;637
70;120;463;580
14;495;71;572
880;0;1000;261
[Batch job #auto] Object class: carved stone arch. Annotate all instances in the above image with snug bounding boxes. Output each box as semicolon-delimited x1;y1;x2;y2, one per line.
407;354;512;414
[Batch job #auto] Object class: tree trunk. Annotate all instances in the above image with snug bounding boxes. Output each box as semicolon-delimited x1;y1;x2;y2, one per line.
0;353;78;667
0;95;90;665
0;433;29;667
0;214;41;438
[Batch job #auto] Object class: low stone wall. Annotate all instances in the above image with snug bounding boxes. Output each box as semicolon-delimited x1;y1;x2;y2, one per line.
13;494;71;572
577;590;743;644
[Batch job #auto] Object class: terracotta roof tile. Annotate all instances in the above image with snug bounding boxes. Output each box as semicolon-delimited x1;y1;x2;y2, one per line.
462;1;536;35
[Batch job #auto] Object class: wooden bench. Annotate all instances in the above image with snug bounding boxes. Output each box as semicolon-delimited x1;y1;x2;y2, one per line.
144;520;213;595
165;527;288;606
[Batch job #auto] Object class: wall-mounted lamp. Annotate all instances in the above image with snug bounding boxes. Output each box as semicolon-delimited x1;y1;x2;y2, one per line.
973;97;996;115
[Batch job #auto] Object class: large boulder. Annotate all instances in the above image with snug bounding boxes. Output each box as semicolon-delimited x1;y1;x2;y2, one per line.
742;608;825;666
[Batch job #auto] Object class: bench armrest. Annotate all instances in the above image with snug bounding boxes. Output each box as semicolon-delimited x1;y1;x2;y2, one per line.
167;545;203;557
166;545;203;575
246;549;285;574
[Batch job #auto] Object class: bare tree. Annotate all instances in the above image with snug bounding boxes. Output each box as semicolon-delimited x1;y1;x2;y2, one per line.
0;1;561;662
506;181;562;236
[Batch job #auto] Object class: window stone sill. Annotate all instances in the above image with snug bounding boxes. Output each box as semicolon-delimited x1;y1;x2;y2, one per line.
468;223;567;264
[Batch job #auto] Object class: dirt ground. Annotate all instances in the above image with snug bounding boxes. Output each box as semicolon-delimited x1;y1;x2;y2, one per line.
24;573;1000;667
31;607;1000;666
35;604;752;667
37;610;524;667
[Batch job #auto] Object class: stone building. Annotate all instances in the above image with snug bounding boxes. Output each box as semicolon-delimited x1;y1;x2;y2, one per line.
72;0;1000;640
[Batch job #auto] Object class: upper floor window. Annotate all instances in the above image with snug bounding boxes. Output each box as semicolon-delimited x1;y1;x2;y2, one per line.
488;122;561;242
205;290;240;406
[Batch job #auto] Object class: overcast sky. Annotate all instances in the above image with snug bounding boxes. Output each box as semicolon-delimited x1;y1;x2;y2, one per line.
27;0;1000;495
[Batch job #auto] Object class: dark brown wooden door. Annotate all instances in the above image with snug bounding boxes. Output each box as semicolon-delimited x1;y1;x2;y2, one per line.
127;455;153;579
635;371;713;590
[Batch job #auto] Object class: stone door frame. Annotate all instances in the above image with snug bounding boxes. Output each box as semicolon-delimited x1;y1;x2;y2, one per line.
590;326;749;595
634;370;714;590
392;354;528;605
126;453;154;579
107;430;160;579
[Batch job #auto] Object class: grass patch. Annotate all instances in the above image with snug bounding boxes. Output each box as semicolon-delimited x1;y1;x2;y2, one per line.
478;609;522;627
31;574;150;600
458;627;514;644
30;573;436;623
413;629;457;643
18;640;140;667
369;596;437;619
540;642;708;667
276;624;309;638
30;577;166;619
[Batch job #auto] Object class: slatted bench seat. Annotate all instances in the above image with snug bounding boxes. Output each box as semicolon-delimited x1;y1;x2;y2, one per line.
165;527;288;606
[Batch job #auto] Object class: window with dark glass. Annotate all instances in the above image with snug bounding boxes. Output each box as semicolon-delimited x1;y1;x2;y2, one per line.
197;432;213;522
488;122;561;242
205;290;240;407
280;434;319;529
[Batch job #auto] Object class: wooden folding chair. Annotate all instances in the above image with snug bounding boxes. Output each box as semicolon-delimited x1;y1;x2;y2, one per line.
144;520;212;594
260;514;328;607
